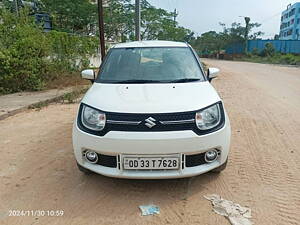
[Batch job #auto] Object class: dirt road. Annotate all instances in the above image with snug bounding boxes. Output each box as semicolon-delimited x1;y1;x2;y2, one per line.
0;59;299;225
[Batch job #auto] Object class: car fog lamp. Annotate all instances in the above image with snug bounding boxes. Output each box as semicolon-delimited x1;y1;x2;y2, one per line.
205;149;218;163
85;151;98;164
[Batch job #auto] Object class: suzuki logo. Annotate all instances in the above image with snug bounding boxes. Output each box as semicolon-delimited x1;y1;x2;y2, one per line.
145;117;156;128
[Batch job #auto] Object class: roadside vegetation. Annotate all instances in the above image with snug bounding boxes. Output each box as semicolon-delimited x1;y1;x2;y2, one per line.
191;23;300;66
1;0;297;96
237;54;300;66
0;8;96;94
39;0;194;42
0;0;194;95
236;43;300;66
190;22;263;56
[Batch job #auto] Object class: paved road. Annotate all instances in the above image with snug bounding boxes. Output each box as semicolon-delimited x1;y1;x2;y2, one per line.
0;59;299;225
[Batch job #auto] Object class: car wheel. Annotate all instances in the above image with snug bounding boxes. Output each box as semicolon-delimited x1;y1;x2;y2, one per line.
211;158;228;173
77;162;93;174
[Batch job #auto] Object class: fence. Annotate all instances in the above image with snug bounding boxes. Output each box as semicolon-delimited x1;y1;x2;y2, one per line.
226;40;300;54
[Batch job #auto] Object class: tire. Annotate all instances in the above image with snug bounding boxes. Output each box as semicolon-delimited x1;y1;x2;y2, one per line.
211;158;228;173
77;162;93;174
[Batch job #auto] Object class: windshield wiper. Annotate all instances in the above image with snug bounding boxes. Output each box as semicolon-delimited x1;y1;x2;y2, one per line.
169;78;201;83
107;78;201;84
112;79;163;84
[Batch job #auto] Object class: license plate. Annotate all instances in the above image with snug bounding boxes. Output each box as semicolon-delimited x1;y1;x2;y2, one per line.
123;156;180;170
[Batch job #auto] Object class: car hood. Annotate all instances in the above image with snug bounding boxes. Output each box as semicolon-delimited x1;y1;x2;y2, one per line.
81;82;221;113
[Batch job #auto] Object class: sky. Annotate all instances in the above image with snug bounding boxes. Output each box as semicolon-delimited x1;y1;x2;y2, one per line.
147;0;299;39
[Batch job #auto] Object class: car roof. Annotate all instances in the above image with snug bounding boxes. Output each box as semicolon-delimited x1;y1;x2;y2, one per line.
113;40;188;48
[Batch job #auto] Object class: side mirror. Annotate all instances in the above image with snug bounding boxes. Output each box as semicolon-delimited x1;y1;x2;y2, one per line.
207;67;220;82
81;69;95;82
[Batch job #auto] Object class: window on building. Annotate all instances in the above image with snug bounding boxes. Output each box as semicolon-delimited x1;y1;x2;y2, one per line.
291;19;294;24
289;8;295;17
297;18;300;24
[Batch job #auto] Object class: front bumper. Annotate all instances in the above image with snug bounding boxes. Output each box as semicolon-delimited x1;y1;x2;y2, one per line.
72;117;231;179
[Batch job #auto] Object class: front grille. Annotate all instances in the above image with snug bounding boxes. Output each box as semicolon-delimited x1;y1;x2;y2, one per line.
77;102;225;136
106;111;195;132
107;111;195;122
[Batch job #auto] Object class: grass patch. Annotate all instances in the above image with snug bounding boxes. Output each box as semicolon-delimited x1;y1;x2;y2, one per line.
61;86;89;104
235;54;300;66
28;101;51;110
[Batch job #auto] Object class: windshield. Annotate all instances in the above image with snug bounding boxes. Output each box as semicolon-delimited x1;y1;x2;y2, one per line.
96;47;205;83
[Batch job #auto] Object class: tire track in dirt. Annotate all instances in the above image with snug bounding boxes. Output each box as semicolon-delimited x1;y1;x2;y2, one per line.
256;117;300;225
209;59;300;225
215;69;262;206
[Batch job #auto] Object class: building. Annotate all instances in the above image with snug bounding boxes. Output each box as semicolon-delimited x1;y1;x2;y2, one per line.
279;2;300;40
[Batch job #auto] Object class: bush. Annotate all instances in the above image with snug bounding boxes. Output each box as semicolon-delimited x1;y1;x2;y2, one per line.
239;52;300;66
0;9;98;94
47;31;98;72
261;43;276;57
279;54;298;65
0;9;50;93
251;48;260;56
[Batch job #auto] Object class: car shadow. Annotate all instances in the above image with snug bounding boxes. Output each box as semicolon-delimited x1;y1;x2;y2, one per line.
75;168;221;207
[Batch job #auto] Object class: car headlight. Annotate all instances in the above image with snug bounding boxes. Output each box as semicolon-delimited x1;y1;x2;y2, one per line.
81;105;106;131
195;103;221;130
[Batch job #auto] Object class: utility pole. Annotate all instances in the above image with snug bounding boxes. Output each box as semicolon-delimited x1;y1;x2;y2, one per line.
135;0;141;41
173;9;177;26
15;0;19;16
97;0;106;61
244;17;250;54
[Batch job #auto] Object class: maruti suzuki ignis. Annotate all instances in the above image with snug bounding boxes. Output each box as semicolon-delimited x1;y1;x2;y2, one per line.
72;41;231;179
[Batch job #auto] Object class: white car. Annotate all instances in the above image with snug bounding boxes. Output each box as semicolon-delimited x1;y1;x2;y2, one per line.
73;41;231;179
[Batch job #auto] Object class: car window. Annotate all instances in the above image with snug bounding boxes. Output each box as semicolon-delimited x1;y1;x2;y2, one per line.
97;47;205;83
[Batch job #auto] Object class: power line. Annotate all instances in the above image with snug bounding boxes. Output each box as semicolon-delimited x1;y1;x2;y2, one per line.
260;11;282;24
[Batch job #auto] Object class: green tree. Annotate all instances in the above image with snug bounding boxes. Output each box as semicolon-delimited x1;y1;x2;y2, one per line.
40;0;97;34
103;0;134;42
220;22;263;45
191;20;263;55
140;1;193;42
191;31;226;55
40;0;193;42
